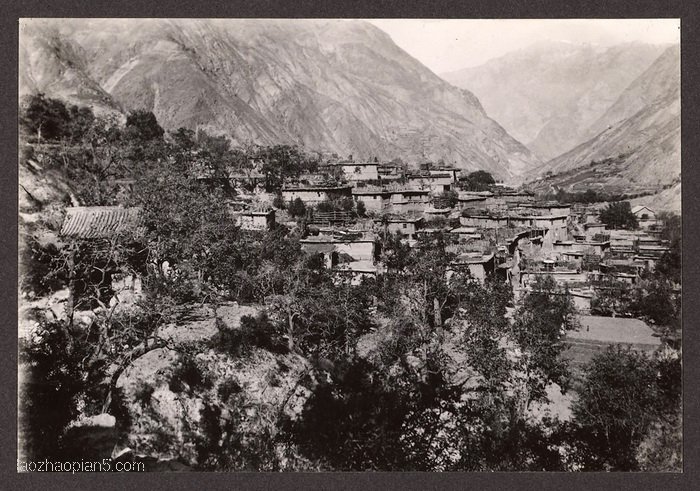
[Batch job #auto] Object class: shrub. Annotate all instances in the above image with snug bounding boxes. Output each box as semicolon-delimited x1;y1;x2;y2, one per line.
316;200;335;213
169;353;213;394
272;194;286;210
133;381;156;408
288;197;306;217
218;378;243;402
211;313;288;358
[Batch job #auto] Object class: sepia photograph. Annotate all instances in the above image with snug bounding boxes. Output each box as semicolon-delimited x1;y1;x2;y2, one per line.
17;18;681;473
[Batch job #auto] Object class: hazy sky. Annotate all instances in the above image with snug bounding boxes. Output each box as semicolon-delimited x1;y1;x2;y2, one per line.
366;19;680;74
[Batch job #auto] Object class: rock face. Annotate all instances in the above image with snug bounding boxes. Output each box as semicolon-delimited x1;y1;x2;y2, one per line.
19;18;541;181
539;46;680;193
441;41;669;160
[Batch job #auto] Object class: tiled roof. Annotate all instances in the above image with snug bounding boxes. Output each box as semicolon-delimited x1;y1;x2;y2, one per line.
60;206;144;239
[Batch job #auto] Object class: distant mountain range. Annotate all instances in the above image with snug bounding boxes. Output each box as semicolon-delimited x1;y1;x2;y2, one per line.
536;45;680;195
441;41;670;161
19;18;541;182
442;41;680;210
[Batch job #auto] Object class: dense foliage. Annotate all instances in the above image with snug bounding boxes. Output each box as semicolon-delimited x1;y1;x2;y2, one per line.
599;201;639;230
567;347;681;471
459;170;495;192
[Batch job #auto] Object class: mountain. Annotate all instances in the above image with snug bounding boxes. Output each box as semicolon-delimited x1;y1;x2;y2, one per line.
527;46;680;201
584;45;680;139
441;42;669;160
18;18;541;181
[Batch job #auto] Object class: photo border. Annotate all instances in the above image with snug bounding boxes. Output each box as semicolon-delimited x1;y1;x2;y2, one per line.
3;0;697;488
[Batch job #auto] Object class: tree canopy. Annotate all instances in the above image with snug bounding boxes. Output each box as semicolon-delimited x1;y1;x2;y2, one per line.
599;201;638;230
460;170;495;192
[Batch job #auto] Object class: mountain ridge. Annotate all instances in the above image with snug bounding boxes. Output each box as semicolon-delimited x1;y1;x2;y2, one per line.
440;41;671;160
524;45;680;208
19;18;540;181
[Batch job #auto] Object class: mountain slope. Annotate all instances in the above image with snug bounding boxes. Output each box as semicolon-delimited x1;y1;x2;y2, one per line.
528;46;680;197
585;45;680;139
441;42;669;160
19;19;541;181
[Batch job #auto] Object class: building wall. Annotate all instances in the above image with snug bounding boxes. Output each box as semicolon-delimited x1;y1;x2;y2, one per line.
341;164;379;181
521;271;588;286
408;176;454;194
467;263;487;282
335;241;376;262
354;194;386;212
387;222;418;238
388;193;429;213
637;218;660;230
457;199;488;210
238;214;271;230
283;188;351;205
459;216;509;228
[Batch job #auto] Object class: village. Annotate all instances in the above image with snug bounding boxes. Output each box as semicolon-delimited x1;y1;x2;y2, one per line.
54;153;675;371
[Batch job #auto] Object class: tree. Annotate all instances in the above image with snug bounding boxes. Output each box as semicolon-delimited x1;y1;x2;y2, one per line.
599;201;638;230
460;170;495;192
288;198;306;218
356;200;366;217
66;104;96;142
272;194;286;210
590;277;633;317
124;109;164;141
379;230;413;274
569;347;679;471
258;145;319;192
19;93;70;141
629;276;679;327
510;275;579;413
438;189;458;208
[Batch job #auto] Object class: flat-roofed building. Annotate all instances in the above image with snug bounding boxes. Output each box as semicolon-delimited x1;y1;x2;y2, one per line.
459;214;510;229
449;252;496;282
450;226;482;242
457;193;489;210
236;209;275;231
377;216;424;240
352;187;388;213
387;188;430;213
519;202;571;218
584;222;607;239
332;160;379;182
300;234;378;264
407;172;455;194
282;184;352;205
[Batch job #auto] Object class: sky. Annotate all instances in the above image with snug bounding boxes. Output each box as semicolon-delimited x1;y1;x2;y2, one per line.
366;19;680;74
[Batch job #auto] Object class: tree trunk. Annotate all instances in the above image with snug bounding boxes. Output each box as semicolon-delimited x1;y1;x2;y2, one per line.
101;337;168;413
433;296;442;330
287;311;295;352
66;246;77;326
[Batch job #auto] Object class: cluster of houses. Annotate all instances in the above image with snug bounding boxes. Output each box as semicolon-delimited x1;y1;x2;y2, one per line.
55;155;673;356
